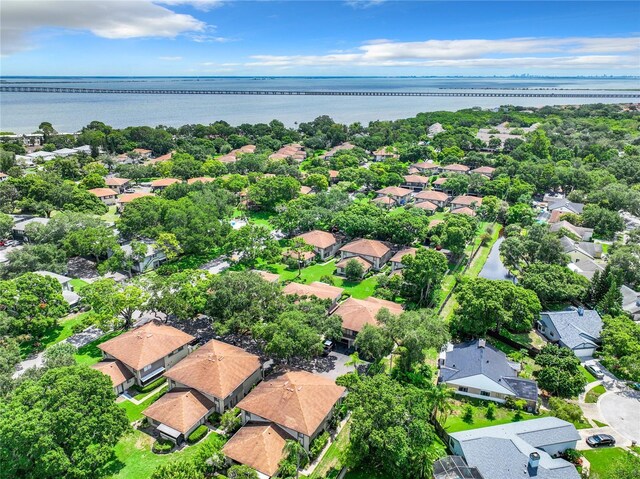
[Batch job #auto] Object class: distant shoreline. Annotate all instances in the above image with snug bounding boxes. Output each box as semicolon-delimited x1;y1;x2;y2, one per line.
1;75;639;80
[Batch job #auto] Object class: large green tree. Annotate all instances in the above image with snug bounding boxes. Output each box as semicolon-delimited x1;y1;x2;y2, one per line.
0;366;129;479
401;248;448;306
520;262;589;306
79;278;148;329
535;344;587;398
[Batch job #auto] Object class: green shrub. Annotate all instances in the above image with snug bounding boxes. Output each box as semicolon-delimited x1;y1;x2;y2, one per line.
310;431;330;459
485;402;496;420
548;397;586;424
221;407;241;434
132;377;166;394
563;448;582;465
152;439;174;454
207;412;221;427
187;425;208;444
462;404;474;424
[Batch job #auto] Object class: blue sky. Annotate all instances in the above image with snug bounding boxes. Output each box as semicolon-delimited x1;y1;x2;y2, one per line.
1;1;639;76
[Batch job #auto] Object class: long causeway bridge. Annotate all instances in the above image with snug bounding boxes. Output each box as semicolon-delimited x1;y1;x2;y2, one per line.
2;86;639;98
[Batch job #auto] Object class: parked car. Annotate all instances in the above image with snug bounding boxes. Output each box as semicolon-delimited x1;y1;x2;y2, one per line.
124;188;136;193
585;363;605;379
322;339;334;356
586;434;616;448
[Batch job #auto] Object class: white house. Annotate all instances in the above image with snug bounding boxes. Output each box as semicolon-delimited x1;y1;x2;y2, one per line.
537;309;603;358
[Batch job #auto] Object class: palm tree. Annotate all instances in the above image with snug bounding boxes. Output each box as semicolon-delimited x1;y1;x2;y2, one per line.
429;384;454;424
345;351;365;375
283;439;309;479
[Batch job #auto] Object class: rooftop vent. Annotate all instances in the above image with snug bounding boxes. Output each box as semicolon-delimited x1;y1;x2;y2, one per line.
578;307;584;316
478;339;486;348
528;452;540;476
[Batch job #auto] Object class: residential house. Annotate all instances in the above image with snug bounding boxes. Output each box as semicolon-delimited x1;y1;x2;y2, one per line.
162;339;262;417
321;142;355;160
548;199;584;215
283;281;344;309
97;321;194;386
254;270;280;283
0;172;8;182
232;370;346;452
428;123;445;137
471;166;496;178
448;417;581;479
337;238;393;272
132;148;153;159
621;285;640;321
550;221;593;241
412;161;440;175
328;170;340;184
373;147;398;162
333;296;403;347
438;339;538;411
412;200;438;214
441;164;470;174
52;147;79;157
403;174;430;191
143;389;214;445
187;176;216;185
144;151;173;165
336;255;373;276
282;249;316;267
300;185;313;195
537;309;603;357
450;195;483;211
294;230;342;260
12;216;50;241
88;187;118;206
150;178;181;191
414;190;450;208
375;186;413;205
372;196;396;209
269;144;306;162
390;247;417;271
34;270;80;307
433;177;449;192
451;207;476;217
433;456;484;479
116;192;155;212
560;236;604;280
26;150;55;161
121;241;167;273
91;360;135;395
105;177;131;194
567;257;604;281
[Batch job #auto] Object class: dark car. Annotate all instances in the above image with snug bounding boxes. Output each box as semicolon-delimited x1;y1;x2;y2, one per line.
322;339;334;356
586;434;616;448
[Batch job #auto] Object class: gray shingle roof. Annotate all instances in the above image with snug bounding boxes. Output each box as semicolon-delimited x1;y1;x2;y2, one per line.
560;237;602;259
439;340;538;401
540;309;602;350
451;418;581;479
548;199;584;214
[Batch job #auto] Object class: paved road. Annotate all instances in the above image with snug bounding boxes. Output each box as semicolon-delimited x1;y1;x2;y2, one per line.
599;389;640;443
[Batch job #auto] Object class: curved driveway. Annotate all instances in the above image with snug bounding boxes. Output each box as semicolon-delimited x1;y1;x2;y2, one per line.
599;389;640;443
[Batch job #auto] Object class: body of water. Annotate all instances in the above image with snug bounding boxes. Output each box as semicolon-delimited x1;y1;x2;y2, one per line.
1;76;639;133
479;236;516;282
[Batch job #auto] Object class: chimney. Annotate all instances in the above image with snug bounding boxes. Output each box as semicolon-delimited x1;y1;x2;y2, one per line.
578;307;584;316
528;452;540;476
478;339;486;348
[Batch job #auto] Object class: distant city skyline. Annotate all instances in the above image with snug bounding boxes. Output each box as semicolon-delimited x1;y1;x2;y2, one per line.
1;1;639;77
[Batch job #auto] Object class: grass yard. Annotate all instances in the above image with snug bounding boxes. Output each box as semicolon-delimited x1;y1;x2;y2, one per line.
593;420;608;428
69;278;88;290
233;209;277;230
443;398;546;433
265;259;381;299
309;421;351;479
118;387;167;422
106;428;225;479
74;330;122;366
585;385;606;404
100;205;120;224
19;312;90;358
581;366;598;384
581;447;630;479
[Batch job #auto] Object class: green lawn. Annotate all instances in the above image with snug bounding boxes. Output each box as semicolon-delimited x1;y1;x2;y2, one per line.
233;209;277;230
266;259;381;299
585;385;606;404
309;421;351;479
593;420;608;428
75;330;122;366
582;448;630;479
499;329;547;350
581;366;598;384
118;387;167;422
106;428;225;479
443;398;546;433
69;278;88;290
100;205;120;224
19;312;89;358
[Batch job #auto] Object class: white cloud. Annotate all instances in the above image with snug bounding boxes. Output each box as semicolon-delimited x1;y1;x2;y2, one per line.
0;0;208;55
159;56;183;60
158;0;224;12
245;36;640;70
344;0;386;9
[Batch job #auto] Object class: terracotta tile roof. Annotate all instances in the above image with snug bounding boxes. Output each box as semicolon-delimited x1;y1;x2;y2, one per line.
151;178;181;187
376;186;413;197
339;238;390;259
91;360;133;387
451;207;476;216
429;219;444;228
471;166;496;175
336;256;372;271
98;322;194;370
145;151;173;164
118;192;155;203
283;281;344;302
237;370;345;436
105;177;131;186
413;161;439;170
222;423;291;477
548;210;563;224
403;175;430;184
300;186;313;195
390;247;418;264
187;177;216;185
373;196;396;206
373;147;396;156
133;148;152;155
295;230;338;249
333;297;403;333
413;200;438;211
142;389;213;434
283;250;316;261
164;340;261;399
433;177;448;185
441;163;470;172
88;187;118;198
254;270;280;283
414;190;449;202
329;170;339;178
217;154;237;164
0;172;8;178
451;195;483;207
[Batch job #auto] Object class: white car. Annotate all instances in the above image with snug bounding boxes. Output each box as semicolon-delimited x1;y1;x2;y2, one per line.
585;363;605;379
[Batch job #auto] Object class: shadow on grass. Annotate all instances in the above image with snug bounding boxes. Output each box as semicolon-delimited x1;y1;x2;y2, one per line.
75;330;122;365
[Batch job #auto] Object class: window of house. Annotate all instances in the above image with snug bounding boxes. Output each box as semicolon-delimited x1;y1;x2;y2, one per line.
480;391;491;397
458;387;468;393
142;364;152;372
